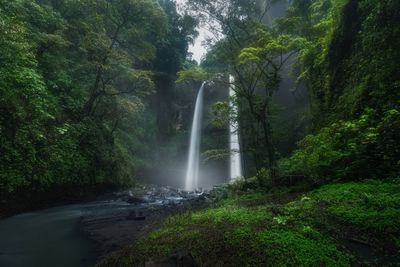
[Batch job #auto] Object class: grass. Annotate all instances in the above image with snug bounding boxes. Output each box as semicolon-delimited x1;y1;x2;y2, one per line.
98;178;400;267
313;180;400;232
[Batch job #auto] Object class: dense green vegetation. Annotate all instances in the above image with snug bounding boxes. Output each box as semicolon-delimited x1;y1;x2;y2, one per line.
96;0;399;265
1;0;399;265
183;0;399;185
0;0;196;212
278;0;400;185
98;179;400;266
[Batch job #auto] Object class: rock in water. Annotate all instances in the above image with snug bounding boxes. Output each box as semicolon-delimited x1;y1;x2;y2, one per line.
126;196;147;204
126;210;146;221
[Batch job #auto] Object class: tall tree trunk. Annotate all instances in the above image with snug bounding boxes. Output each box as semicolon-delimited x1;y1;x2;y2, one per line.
260;117;277;179
246;99;263;170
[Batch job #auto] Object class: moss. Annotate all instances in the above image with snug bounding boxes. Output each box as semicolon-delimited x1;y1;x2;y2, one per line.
256;229;351;267
312;179;400;233
98;179;400;266
191;205;273;226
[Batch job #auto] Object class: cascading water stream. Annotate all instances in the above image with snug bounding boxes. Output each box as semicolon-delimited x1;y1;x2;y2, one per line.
229;75;243;180
185;82;206;190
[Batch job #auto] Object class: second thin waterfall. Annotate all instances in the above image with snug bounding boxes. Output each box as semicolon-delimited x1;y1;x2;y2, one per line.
229;75;243;180
185;82;206;190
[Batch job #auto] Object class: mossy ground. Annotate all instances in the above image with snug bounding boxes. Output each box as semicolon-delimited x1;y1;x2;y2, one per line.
98;179;400;267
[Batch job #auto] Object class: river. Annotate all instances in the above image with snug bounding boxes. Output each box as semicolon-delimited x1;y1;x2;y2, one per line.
0;202;100;267
0;186;203;267
0;198;146;267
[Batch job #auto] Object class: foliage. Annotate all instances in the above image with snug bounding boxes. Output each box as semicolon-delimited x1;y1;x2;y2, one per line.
226;176;247;193
256;229;350;267
154;0;197;76
95;1;400;265
276;0;400;187
254;168;274;189
0;0;194;210
312;179;400;233
280;107;400;185
210;101;230;129
201;149;231;162
101;182;368;265
177;66;208;83
189;0;308;176
98;179;400;266
279;0;400;127
0;12;57;193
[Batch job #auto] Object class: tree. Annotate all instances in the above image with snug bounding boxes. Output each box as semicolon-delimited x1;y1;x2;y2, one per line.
0;0;196;210
152;0;198;140
234;30;304;179
185;0;304;180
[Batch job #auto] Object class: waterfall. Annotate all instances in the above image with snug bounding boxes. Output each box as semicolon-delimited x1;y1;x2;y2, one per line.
229;75;243;180
185;82;206;190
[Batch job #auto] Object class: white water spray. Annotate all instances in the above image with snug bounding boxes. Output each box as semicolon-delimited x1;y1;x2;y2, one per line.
229;75;243;180
185;82;206;190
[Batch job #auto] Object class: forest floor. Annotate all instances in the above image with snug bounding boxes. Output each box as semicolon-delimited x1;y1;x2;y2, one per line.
96;179;400;267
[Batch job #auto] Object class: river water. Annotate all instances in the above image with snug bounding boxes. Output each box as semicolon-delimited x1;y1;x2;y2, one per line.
0;203;99;267
0;186;201;267
0;198;142;267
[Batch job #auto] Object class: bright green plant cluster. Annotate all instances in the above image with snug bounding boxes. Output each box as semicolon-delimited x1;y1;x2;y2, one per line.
280;109;400;185
312;179;400;234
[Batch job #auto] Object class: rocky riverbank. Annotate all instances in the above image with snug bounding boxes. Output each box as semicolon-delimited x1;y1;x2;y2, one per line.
80;185;224;262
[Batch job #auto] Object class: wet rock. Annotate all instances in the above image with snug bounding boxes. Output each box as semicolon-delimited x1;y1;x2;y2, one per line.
196;193;207;201
164;196;184;205
126;196;147;204
209;185;228;200
80;184;210;261
179;190;198;200
126;210;146;220
195;188;203;193
111;190;137;202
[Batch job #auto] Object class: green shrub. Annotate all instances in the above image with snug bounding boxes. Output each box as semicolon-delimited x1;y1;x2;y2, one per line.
280;108;400;186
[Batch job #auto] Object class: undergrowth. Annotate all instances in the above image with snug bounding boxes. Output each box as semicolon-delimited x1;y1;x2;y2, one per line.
98;178;400;267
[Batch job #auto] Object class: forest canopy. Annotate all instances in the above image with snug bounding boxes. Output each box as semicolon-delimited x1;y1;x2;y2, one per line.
0;0;196;208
